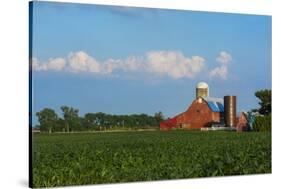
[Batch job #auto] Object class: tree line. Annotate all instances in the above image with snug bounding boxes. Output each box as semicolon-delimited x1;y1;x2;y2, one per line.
35;106;165;133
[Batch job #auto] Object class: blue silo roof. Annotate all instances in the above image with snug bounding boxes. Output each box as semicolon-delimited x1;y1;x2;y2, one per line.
203;97;224;112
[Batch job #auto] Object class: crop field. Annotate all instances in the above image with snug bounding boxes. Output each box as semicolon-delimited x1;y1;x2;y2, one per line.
32;131;271;187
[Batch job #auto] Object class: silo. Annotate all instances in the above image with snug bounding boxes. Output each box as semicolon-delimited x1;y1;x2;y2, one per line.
196;82;209;98
224;96;237;127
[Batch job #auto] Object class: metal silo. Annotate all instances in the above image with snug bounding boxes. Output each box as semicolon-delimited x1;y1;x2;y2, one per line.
196;82;209;98
224;96;237;127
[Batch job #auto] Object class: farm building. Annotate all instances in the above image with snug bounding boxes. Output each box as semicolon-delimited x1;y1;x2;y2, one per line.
160;82;250;131
236;112;250;131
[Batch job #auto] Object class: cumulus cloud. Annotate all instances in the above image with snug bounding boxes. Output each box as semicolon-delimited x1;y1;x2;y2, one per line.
47;58;66;71
209;51;232;80
67;51;100;73
209;66;228;80
32;57;66;71
216;51;232;65
123;56;144;72
146;51;205;79
32;57;41;71
32;50;206;80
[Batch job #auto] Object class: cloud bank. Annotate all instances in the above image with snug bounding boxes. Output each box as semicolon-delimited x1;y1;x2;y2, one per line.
33;50;206;80
209;51;232;80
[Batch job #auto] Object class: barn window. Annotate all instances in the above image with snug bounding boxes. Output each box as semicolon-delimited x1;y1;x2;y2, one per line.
196;109;200;113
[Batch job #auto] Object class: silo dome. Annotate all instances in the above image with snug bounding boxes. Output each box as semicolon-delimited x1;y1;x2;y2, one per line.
196;82;208;89
196;82;209;98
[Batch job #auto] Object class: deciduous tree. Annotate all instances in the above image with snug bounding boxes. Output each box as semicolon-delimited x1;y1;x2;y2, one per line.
254;89;271;115
60;106;79;132
36;108;58;133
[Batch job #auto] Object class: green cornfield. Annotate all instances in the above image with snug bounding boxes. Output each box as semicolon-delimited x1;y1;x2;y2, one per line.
32;131;271;187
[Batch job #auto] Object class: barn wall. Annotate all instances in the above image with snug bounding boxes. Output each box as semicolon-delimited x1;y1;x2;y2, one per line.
175;99;221;129
160;117;177;130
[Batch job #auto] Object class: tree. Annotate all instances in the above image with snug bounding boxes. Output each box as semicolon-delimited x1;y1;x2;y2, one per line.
154;111;165;124
54;118;66;132
36;108;58;133
60;106;79;132
254;89;271;115
84;113;97;130
253;115;271;132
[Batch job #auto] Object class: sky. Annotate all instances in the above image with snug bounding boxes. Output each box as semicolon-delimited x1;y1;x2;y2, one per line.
31;1;271;125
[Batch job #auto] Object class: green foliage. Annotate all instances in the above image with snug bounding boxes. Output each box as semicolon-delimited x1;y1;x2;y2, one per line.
60;106;80;132
36;107;162;132
254;89;271;115
32;131;271;187
253;115;271;132
36;108;58;133
154;111;165;125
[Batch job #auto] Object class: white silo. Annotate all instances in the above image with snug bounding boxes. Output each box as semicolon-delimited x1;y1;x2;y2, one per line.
196;82;209;98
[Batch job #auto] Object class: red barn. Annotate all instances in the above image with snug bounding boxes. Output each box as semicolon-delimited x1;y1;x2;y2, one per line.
160;82;250;131
160;96;224;130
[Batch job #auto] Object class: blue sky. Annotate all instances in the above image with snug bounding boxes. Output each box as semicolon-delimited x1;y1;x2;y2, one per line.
31;1;271;125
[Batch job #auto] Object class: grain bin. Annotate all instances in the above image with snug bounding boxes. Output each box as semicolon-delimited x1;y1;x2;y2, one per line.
224;96;237;127
196;82;209;98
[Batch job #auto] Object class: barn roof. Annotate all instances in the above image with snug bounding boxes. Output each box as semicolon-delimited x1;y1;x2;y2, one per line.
203;97;224;112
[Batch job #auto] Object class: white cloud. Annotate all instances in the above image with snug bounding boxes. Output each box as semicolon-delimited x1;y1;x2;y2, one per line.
145;51;205;79
32;57;41;71
102;59;121;74
209;51;232;80
46;58;66;71
209;65;228;80
32;50;206;80
216;51;232;65
32;57;66;71
67;51;100;73
123;56;144;72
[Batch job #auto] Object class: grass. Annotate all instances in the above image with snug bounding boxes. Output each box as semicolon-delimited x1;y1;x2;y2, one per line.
32;130;271;187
